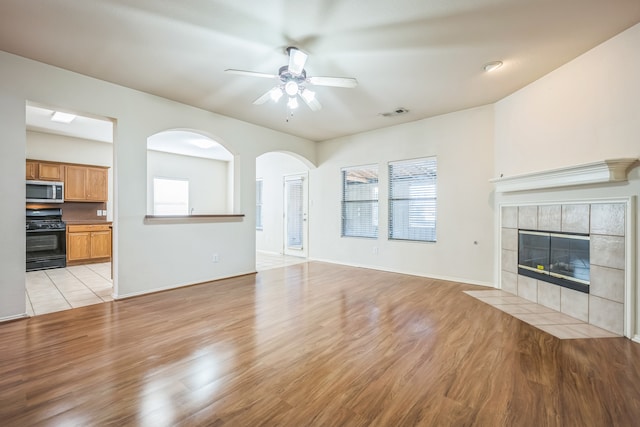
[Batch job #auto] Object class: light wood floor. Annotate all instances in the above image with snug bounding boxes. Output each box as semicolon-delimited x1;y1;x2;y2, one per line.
2;262;639;426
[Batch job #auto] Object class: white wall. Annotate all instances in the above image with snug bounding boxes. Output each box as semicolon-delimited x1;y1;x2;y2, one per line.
256;152;309;254
0;51;315;320
494;23;640;339
26;130;114;219
311;105;495;286
495;23;640;177
147;150;229;214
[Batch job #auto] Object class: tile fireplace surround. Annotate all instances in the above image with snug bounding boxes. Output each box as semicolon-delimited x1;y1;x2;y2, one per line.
501;203;626;335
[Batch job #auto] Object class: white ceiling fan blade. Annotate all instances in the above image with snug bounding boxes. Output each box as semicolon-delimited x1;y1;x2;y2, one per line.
287;47;308;76
253;88;278;105
300;89;322;111
225;69;278;79
308;76;358;88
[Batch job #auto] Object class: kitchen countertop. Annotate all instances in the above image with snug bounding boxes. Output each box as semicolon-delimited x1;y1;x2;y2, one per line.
64;220;112;225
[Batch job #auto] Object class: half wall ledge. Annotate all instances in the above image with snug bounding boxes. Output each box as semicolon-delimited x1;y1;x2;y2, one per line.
144;214;244;224
490;158;639;193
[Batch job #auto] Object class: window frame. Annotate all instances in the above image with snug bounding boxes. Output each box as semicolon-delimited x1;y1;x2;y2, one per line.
388;157;437;242
341;164;379;239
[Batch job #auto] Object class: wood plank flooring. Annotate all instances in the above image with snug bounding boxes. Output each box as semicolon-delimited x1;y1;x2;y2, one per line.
1;262;639;426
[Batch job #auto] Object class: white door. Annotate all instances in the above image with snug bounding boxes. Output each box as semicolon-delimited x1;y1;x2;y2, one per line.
283;173;308;257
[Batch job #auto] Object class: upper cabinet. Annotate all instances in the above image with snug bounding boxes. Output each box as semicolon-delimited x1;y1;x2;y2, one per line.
64;165;108;202
26;160;63;181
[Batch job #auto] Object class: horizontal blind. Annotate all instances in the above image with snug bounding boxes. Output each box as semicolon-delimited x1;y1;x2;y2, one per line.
388;157;437;242
341;164;379;238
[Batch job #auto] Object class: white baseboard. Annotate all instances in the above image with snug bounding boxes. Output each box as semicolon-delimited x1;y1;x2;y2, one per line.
0;313;29;323
633;335;640;344
114;270;257;300
308;257;495;288
256;250;282;256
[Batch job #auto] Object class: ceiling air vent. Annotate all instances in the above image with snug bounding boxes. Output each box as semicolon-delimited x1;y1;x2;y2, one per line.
380;107;409;117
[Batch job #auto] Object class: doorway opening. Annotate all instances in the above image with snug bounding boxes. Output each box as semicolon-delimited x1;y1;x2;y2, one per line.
256;152;311;271
25;102;115;316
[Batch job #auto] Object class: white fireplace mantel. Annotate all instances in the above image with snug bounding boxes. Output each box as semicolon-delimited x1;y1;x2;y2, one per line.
490;158;639;193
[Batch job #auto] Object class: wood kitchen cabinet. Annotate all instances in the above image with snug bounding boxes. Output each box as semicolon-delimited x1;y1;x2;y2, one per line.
26;160;63;181
67;224;112;265
64;165;108;202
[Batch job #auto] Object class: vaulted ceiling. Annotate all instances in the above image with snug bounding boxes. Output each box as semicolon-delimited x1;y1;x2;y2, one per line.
1;0;639;141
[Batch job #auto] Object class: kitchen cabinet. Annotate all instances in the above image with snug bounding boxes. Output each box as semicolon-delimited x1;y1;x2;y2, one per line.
26;160;63;181
64;165;108;202
67;224;112;265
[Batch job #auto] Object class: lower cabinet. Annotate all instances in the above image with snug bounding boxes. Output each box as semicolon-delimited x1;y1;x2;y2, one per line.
67;224;112;265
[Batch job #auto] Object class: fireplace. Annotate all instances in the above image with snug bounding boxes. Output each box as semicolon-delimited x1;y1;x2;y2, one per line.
518;230;590;293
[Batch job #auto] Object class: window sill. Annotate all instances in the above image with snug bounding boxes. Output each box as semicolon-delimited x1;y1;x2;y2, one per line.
144;214;244;224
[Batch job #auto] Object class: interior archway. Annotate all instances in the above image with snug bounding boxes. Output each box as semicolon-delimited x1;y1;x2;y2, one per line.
146;129;234;215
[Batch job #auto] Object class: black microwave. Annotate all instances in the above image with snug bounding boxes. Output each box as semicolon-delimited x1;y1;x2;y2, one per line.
26;180;64;203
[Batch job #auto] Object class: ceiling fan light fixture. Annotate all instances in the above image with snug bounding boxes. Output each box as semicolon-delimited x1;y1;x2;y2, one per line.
284;81;299;96
300;89;315;103
287;96;299;109
269;87;283;102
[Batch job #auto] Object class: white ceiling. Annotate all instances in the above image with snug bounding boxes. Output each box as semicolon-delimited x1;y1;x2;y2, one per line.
3;0;640;142
25;104;232;161
26;104;114;143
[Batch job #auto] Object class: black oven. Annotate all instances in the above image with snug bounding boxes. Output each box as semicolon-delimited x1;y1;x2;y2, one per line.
26;208;66;271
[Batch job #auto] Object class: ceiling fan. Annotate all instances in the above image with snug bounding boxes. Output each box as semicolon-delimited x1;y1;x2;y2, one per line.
225;47;358;112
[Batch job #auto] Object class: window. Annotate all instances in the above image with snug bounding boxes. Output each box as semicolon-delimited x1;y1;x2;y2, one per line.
388;157;437;242
256;179;263;230
153;177;189;215
341;164;379;238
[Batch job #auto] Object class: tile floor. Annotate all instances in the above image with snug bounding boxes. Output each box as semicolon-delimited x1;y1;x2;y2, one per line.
26;262;113;316
465;289;620;339
256;251;308;271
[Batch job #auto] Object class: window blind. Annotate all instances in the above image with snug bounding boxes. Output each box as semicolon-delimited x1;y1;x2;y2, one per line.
341;164;379;238
388;157;437;242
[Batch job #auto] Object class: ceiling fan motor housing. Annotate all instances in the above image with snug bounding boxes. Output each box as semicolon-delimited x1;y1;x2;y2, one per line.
278;65;307;90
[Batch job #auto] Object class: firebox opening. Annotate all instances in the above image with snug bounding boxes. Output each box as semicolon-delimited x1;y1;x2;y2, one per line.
518;230;590;293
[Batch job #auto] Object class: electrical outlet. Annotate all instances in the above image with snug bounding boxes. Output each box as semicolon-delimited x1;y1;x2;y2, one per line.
97;209;101;216
212;253;219;263
372;246;378;255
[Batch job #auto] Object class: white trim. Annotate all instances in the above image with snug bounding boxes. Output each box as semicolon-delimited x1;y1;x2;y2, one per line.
491;158;638;193
624;196;636;339
633;335;640;344
0;313;29;323
308;257;495;288
113;270;257;299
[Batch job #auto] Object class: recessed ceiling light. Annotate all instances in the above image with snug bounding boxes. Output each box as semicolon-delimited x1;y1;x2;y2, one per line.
483;61;503;72
190;138;216;149
380;107;409;117
51;111;77;123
